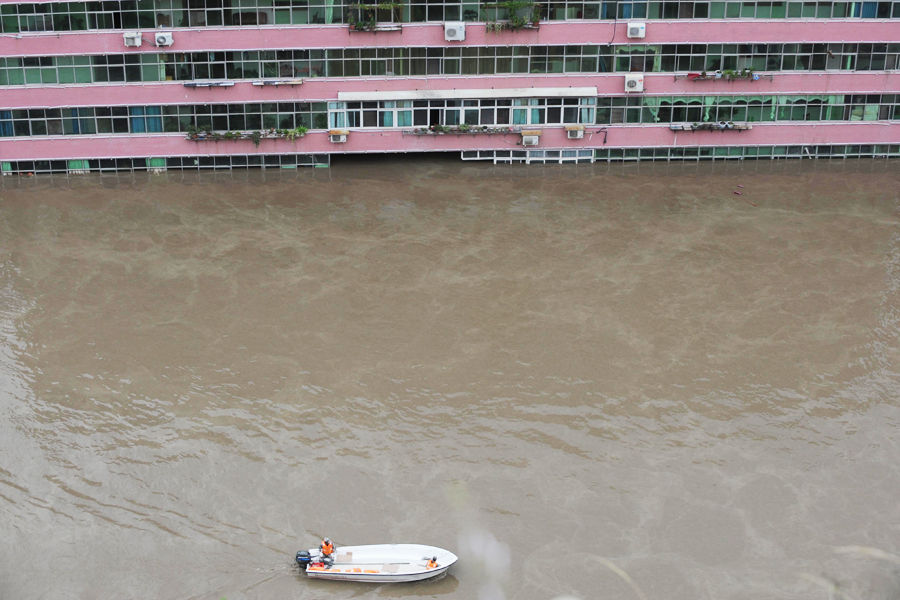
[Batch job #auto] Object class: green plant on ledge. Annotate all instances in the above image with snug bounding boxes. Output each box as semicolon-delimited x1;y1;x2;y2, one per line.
482;0;540;30
186;127;308;145
349;18;378;30
280;126;309;141
186;124;215;140
481;0;536;13
349;2;402;11
415;124;515;135
721;67;755;80
348;2;402;28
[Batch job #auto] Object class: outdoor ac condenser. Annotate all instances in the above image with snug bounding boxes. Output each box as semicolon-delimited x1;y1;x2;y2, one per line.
625;73;644;92
123;32;142;47
155;31;174;46
444;22;465;41
626;21;646;38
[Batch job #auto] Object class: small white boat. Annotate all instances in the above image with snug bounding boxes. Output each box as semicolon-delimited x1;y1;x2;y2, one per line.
296;543;457;583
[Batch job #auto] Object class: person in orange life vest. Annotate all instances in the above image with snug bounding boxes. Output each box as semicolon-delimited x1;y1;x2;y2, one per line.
320;538;335;565
426;556;438;569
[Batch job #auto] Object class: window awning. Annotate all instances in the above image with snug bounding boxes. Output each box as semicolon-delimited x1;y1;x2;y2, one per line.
337;87;598;102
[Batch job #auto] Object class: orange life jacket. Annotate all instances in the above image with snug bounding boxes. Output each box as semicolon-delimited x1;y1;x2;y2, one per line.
321;541;334;556
426;559;437;569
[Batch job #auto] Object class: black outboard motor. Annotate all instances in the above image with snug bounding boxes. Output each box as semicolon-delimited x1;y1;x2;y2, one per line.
296;550;312;570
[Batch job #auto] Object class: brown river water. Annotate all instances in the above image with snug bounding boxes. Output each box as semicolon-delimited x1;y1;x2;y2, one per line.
1;158;899;600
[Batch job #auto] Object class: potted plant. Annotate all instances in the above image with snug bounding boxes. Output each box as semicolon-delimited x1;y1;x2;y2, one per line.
284;126;308;141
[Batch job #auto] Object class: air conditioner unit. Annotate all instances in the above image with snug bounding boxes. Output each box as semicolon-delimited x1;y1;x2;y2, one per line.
444;21;465;41
566;128;584;140
155;31;174;46
626;21;646;39
123;31;142;47
521;135;540;146
329;130;349;143
624;73;644;92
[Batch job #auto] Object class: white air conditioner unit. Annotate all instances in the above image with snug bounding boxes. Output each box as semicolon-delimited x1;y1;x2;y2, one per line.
123;31;142;47
444;21;465;41
329;130;349;143
155;31;174;46
625;73;644;92
521;135;540;146
566;128;584;139
626;21;646;39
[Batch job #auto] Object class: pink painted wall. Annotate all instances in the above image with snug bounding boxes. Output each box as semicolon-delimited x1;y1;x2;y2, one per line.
3;123;896;161
1;21;898;57
2;72;896;108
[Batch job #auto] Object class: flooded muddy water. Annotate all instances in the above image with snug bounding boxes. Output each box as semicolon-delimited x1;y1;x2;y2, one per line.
1;158;899;600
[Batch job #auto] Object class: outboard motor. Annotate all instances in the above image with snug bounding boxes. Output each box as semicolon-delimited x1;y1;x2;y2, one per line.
296;550;312;570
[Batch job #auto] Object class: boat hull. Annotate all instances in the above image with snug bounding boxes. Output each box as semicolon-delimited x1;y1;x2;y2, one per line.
305;564;451;583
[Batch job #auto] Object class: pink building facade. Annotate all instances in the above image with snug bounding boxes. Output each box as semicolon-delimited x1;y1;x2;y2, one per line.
1;0;898;171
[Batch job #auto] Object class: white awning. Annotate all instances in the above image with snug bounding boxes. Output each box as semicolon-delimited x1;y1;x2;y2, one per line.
337;87;597;102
